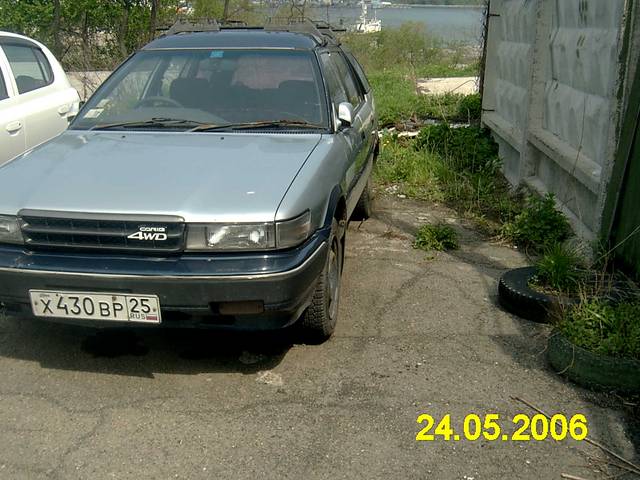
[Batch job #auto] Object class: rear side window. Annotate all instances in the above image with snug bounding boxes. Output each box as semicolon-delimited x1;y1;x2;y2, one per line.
344;52;371;93
320;53;349;112
3;44;54;94
332;53;363;107
0;68;8;101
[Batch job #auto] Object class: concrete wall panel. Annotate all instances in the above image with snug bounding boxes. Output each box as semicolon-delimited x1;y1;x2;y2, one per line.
482;0;632;242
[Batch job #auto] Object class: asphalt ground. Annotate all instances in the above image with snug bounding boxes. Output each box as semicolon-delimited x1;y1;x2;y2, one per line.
0;194;637;479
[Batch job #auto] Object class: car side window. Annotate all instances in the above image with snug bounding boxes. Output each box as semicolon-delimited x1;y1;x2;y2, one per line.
320;53;349;113
3;43;54;94
332;53;363;108
0;67;8;101
344;52;371;93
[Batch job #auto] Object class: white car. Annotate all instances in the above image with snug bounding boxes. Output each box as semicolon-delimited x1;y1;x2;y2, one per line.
0;31;80;165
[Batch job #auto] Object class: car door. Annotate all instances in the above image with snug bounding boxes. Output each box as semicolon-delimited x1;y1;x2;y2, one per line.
333;51;376;206
344;50;377;148
319;51;364;213
0;40;70;153
0;48;26;165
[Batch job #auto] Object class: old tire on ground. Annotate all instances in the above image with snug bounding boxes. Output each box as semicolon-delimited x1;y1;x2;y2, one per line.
351;178;372;221
497;267;577;323
298;219;343;344
547;332;640;392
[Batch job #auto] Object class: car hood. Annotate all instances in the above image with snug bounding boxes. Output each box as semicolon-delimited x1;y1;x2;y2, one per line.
0;131;322;223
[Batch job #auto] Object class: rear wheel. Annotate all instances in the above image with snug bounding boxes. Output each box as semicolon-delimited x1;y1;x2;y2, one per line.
298;219;343;343
351;177;372;221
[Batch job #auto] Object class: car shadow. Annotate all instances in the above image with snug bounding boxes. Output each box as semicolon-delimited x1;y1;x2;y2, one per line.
0;315;293;378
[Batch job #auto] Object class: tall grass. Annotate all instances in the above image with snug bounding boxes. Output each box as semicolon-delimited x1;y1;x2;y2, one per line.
375;129;522;232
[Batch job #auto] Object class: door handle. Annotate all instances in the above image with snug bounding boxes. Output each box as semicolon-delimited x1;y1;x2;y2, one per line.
5;121;22;133
58;104;70;115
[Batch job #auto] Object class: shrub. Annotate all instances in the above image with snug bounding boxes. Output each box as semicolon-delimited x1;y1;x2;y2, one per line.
559;300;640;359
414;124;499;172
414;223;459;251
532;243;585;294
341;23;440;73
501;193;571;251
340;25;480;79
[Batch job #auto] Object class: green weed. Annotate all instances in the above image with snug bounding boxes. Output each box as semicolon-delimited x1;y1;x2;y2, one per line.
532;243;585;294
414;224;459;251
456;93;482;122
559;300;640;359
501;194;571;252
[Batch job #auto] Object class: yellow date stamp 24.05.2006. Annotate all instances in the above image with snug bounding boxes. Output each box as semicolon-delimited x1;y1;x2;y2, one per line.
416;413;588;442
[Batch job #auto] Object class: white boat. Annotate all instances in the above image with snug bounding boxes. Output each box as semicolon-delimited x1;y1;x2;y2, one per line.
352;1;381;33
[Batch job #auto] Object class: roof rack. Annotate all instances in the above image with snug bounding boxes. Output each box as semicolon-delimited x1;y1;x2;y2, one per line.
264;18;343;46
158;19;221;36
158;18;344;46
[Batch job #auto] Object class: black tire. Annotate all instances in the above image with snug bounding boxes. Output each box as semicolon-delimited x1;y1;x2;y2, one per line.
298;219;343;344
548;332;640;392
497;267;577;323
351;178;372;221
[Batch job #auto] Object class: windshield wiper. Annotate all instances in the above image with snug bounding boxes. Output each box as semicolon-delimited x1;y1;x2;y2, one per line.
88;118;206;131
189;120;326;133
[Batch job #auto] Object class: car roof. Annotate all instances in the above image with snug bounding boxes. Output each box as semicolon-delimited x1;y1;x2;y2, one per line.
144;29;320;51
0;31;45;48
0;31;32;40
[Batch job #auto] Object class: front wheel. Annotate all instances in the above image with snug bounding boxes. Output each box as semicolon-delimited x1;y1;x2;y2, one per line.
298;219;343;343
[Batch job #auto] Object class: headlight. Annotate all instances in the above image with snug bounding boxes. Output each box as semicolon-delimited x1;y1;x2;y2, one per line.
207;223;275;250
186;223;275;251
186;211;312;251
0;215;23;244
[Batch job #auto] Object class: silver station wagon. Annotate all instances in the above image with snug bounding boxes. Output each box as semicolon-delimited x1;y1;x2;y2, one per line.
0;21;378;343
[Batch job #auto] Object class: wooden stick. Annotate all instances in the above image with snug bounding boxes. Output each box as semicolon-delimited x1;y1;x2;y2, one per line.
512;396;640;477
561;474;590;480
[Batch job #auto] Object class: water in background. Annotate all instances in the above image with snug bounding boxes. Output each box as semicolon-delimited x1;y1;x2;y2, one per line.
295;5;485;45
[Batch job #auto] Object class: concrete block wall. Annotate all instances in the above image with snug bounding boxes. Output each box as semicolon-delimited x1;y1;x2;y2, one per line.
482;0;632;242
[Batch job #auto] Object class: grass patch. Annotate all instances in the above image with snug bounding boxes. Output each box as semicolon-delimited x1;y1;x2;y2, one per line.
559;299;640;360
414;223;459;251
374;135;442;199
369;70;476;126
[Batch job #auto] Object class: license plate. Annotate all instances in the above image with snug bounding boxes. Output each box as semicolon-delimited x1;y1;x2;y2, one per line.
29;290;161;324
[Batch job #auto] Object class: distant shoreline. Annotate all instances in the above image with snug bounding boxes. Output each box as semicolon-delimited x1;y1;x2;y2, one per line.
385;4;485;9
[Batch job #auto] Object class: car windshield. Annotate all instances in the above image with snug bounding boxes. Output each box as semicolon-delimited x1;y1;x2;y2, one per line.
72;48;329;131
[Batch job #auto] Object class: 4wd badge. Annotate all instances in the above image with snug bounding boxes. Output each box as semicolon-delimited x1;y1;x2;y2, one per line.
127;226;168;241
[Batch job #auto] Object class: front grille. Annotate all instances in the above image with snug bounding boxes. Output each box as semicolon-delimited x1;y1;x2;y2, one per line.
18;211;186;253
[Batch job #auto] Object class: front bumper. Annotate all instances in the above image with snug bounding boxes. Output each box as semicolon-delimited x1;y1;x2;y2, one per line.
0;228;330;330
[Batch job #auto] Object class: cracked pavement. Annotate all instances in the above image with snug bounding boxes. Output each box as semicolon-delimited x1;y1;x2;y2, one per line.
0;194;637;479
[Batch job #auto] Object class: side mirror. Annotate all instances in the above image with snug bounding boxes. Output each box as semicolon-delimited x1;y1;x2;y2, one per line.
337;102;354;128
